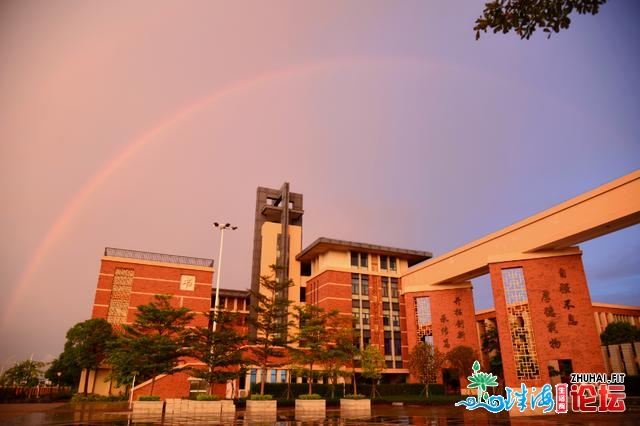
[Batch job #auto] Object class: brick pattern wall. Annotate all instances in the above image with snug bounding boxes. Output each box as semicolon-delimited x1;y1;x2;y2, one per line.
404;285;479;354
490;254;606;389
306;270;352;313
133;371;193;400
92;259;212;328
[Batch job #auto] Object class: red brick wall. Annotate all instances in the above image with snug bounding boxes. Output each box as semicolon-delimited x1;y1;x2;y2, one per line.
403;285;479;353
92;259;212;328
490;254;605;389
307;270;352;313
133;371;192;400
403;285;480;384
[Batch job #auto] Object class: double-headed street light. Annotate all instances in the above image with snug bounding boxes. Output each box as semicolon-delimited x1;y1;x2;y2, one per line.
212;222;237;332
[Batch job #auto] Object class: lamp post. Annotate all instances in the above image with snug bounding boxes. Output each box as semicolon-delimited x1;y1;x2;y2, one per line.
212;222;237;332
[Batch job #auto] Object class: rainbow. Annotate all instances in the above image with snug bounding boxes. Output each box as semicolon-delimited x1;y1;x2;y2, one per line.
3;57;438;327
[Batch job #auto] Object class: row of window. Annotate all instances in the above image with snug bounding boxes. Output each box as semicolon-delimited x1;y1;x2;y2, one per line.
351;274;399;298
351;252;397;271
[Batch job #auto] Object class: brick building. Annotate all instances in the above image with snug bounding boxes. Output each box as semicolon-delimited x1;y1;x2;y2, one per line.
82;247;214;397
82;177;639;401
297;238;432;381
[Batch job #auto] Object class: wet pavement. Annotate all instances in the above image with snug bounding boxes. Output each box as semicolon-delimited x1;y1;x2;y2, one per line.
0;402;638;425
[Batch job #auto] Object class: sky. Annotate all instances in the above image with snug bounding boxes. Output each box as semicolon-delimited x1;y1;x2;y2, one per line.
1;1;639;368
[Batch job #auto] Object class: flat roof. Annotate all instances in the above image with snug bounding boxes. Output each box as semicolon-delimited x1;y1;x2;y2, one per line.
104;247;214;268
218;288;250;298
296;237;432;263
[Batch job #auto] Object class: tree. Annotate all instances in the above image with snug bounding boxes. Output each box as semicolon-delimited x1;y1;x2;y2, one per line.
1;360;45;387
290;305;344;395
408;342;446;399
474;0;608;40
481;326;503;378
447;345;478;386
45;351;82;388
247;265;294;396
600;321;640;346
319;315;356;398
107;294;194;395
60;318;115;395
360;346;385;398
187;309;246;395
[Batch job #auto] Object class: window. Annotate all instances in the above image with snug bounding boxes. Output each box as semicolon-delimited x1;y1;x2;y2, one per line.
380;255;388;270
415;297;432;326
270;369;277;383
502;267;541;380
393;315;400;327
352;299;360;308
280;370;287;383
394;339;402;357
390;257;397;271
299;286;306;302
351;251;368;268
361;300;370;309
361;275;369;295
390;278;398;298
384;331;392;354
250;369;257;384
383;315;390;326
381;277;389;297
352;274;359;294
362;312;370;325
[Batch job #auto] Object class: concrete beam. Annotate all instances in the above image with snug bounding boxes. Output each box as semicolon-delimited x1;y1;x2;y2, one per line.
402;169;640;291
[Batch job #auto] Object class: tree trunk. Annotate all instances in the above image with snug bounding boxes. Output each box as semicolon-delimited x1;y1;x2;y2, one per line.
83;369;90;396
150;376;156;395
352;372;357;395
260;368;266;395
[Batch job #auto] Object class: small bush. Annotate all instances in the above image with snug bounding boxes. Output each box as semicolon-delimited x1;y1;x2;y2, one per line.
427;383;445;396
71;394;127;403
250;394;273;400
298;393;322;400
138;395;161;401
196;394;220;401
343;394;367;399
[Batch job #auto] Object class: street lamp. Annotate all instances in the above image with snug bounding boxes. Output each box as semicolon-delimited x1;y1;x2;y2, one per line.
212;222;237;332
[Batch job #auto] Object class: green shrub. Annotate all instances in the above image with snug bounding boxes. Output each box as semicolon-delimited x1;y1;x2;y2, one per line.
250;394;273;400
298;393;322;400
343;394;367;399
427;383;445;396
71;394;127;403
138;395;161;401
196;393;220;401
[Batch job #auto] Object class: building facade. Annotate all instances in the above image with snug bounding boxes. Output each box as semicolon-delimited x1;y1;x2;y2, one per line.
83;180;640;399
82;247;214;396
297;238;432;380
